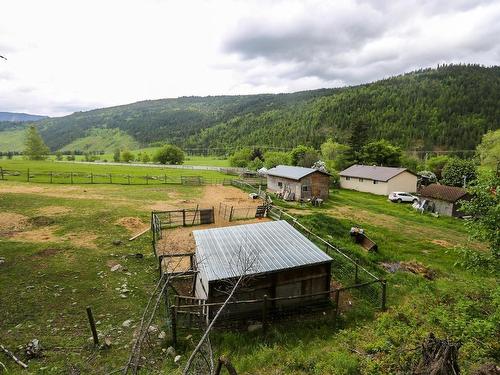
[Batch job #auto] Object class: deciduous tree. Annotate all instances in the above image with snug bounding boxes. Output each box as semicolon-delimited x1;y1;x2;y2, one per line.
153;144;185;165
24;125;50;160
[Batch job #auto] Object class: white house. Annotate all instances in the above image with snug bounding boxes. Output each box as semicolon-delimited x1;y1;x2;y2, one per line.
339;165;417;195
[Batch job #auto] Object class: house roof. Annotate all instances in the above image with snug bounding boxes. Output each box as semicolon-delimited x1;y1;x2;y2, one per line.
266;165;330;181
419;184;468;203
193;220;332;282
339;164;413;181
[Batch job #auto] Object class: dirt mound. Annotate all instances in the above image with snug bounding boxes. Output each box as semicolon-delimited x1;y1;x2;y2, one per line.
116;217;148;232
380;261;436;280
0;212;29;231
37;206;72;216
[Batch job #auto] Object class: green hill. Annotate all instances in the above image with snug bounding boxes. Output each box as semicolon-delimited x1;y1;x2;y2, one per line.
59;127;139;153
2;64;498;153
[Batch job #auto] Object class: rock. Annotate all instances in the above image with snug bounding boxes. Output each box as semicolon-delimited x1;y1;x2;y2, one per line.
110;264;122;272
166;346;176;358
147;325;158;333
247;322;263;332
122;319;133;328
100;337;112;350
25;339;42;358
120;294;128;298
112;239;123;246
0;257;5;265
174;355;181;364
158;331;166;339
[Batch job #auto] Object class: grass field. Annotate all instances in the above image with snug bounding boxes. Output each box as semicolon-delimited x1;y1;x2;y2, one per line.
0;174;498;374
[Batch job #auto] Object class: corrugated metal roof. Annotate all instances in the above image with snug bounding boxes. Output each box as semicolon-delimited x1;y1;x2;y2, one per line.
339;164;411;181
266;165;329;180
193;220;332;281
419;184;468;202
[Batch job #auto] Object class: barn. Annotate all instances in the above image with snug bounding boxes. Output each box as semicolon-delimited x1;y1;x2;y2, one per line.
339;165;417;195
193;220;333;319
266;165;331;201
419;184;470;217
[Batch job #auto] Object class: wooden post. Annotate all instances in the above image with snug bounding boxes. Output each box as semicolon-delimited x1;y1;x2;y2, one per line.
50;171;53;183
182;209;186;227
171;305;177;347
229;206;234;221
109;173;112;184
381;280;387;311
27;168;30;182
70;172;73;184
215;356;238;375
127;175;131;185
262;294;268;334
90;172;93;184
0;167;4;180
333;289;340;330
86;306;99;346
164;174;167;184
146;175;149;185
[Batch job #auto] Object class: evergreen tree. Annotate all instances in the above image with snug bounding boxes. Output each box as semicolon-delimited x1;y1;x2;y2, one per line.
24;125;50;160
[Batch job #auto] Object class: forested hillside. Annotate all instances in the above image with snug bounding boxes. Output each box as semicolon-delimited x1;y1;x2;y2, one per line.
3;64;498;152
0;112;48;122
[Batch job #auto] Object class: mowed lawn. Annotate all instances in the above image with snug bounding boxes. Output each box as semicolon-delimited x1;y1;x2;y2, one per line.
0;175;498;374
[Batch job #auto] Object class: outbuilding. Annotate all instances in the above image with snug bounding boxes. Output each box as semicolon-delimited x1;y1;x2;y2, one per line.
193;220;332;320
266;165;330;201
339;165;417;195
418;184;470;217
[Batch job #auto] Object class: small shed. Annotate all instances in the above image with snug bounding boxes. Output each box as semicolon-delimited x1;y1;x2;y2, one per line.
193;220;332;319
266;165;330;201
339;165;417;195
419;184;470;217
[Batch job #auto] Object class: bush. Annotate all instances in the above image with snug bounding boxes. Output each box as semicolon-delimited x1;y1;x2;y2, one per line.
291;145;318;166
121;150;134;163
263;151;291;168
153;144;185;164
247;157;264;171
229;148;253;168
441;158;477;187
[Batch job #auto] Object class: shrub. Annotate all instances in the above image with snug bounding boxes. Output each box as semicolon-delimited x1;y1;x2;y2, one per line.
153;144;185;164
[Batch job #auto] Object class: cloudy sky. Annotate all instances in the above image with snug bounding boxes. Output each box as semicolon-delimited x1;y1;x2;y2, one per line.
1;0;499;117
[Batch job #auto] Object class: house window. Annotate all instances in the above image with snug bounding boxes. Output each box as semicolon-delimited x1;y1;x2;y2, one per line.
373;180;378;184
345;176;351;181
359;178;364;182
302;185;309;192
278;181;283;187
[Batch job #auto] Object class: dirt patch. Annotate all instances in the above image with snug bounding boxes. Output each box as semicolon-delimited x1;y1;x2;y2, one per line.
61;232;99;249
380;261;435;280
0;212;29;231
116;217;149;233
33;248;63;258
202;185;262;209
161;255;192;274
9;226;60;243
431;239;454;248
29;216;55;226
37;206;72;216
148;202;180;212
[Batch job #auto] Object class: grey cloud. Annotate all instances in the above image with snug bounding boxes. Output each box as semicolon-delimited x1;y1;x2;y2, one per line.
222;1;500;87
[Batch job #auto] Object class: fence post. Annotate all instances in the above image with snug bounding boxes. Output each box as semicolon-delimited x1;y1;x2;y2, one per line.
70;172;73;184
86;306;99;347
90;172;93;184
27;168;30;182
146;175;149;185
50;172;53;184
262;294;268;334
0;167;4;180
127;175;131;185
109;173;112;184
171;305;177;347
333;289;340;330
229;206;234;222
381;280;387;311
355;264;359;284
164;174;167;184
182;209;186;227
